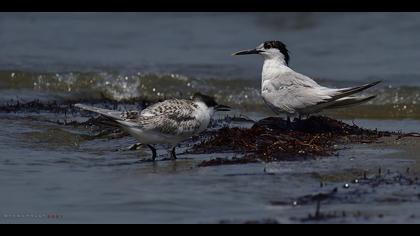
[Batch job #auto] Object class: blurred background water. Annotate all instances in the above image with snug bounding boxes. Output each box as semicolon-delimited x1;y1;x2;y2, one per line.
0;12;420;117
1;13;420;223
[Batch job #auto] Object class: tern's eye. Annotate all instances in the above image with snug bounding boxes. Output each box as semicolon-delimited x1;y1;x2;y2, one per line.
264;43;271;49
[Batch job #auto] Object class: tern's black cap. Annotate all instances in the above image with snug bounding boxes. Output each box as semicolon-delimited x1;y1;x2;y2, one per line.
263;41;290;65
193;93;218;107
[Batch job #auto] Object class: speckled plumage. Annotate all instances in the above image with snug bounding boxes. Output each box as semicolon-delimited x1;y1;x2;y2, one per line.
76;99;211;141
130;99;204;137
75;95;219;160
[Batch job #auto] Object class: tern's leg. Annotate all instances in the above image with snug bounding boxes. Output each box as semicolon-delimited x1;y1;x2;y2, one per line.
170;146;177;160
147;144;157;161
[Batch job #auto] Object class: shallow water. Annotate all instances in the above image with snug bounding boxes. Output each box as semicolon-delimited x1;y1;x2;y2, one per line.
1;13;420;224
1;116;420;223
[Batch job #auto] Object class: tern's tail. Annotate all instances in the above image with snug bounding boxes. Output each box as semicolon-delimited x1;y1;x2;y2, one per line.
324;95;377;109
74;104;123;121
331;81;381;100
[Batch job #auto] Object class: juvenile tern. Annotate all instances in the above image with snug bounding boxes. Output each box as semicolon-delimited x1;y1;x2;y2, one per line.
75;93;230;160
232;41;380;122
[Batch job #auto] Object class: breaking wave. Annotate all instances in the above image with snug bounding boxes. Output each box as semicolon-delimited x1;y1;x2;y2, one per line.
1;70;420;118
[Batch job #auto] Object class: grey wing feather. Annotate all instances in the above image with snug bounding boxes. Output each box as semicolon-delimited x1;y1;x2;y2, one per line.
263;70;380;114
286;73;380;105
324;95;377;109
128;99;202;136
282;71;321;88
76;100;203;136
140;99;195;116
327;81;381;101
128;113;201;136
310;81;381;109
263;76;331;113
74;104;124;120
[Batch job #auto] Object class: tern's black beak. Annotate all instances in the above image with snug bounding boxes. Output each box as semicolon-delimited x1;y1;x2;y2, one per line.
232;48;261;56
215;104;231;111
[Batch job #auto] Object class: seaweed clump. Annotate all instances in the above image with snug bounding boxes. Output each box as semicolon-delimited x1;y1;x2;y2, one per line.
194;116;391;166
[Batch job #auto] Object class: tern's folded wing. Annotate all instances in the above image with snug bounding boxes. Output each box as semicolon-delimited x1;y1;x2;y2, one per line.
280;71;321;88
140;99;196;117
262;77;332;113
121;108;202;136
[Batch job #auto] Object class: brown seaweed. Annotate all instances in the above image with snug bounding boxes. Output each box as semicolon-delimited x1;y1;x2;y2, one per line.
0;100;399;166
194;116;392;166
